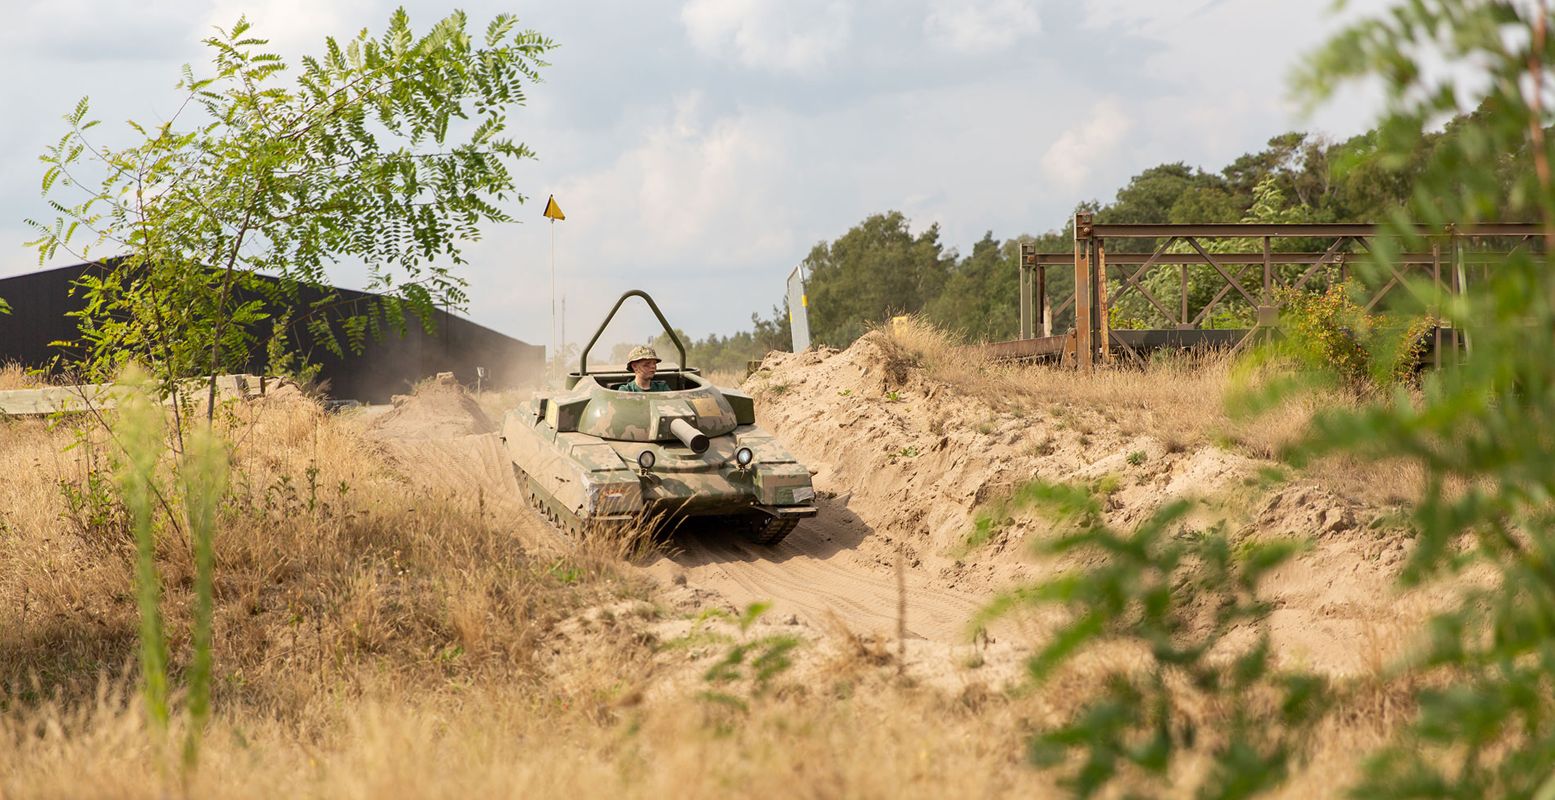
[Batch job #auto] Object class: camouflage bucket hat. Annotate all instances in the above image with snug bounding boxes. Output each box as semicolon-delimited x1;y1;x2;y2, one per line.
626;345;661;366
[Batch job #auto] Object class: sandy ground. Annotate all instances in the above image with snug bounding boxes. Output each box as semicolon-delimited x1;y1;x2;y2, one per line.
354;338;1430;684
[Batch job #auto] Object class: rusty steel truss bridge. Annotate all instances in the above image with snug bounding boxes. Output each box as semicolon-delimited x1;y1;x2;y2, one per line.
986;212;1544;369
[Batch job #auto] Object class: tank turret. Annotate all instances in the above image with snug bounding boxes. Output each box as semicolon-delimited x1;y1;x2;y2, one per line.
502;290;816;545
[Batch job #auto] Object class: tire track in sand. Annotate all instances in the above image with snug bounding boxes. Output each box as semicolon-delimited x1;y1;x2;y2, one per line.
664;510;988;643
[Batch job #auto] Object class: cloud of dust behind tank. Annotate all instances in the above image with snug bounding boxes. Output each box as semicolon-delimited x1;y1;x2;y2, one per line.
280;306;546;403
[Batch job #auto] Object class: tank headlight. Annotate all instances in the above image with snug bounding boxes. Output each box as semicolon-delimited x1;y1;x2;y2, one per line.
735;447;755;467
637;449;656;470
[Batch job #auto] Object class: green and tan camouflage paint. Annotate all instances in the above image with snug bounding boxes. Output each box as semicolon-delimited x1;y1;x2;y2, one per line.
502;372;815;525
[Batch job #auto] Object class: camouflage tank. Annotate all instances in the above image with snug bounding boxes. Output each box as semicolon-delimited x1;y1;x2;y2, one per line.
502;290;817;545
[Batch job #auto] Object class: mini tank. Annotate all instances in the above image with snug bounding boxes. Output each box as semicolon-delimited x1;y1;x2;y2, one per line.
502;290;817;545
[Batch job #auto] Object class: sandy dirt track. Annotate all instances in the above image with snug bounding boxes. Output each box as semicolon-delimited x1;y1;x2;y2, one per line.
355;375;996;645
354;338;1433;679
653;504;988;642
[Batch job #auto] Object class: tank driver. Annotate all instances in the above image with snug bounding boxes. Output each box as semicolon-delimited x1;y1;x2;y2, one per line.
616;345;670;392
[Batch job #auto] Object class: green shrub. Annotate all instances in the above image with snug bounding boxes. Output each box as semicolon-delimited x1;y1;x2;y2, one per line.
1276;285;1432;393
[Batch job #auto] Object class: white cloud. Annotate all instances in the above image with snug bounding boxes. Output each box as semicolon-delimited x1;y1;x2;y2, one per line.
925;0;1041;54
0;0;198;61
1041;99;1133;190
200;0;377;56
680;0;851;73
557;94;798;269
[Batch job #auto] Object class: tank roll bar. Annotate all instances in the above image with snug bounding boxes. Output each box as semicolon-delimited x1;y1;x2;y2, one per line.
578;290;688;376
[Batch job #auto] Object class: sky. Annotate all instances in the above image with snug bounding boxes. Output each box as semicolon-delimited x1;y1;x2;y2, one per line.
0;0;1390;354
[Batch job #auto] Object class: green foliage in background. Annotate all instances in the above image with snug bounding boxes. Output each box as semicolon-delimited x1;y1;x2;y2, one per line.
1285;1;1555;796
1109;177;1321;330
645;313;791;375
602;309;790;377
976;484;1322;799
802;212;954;347
726;62;1537;351
27;9;554;417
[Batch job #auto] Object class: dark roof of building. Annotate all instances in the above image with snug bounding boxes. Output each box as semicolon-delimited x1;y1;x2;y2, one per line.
0;262;543;402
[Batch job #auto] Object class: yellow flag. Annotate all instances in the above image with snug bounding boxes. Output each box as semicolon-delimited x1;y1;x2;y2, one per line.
543;195;565;221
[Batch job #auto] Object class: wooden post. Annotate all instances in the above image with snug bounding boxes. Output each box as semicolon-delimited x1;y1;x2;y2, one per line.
1262;236;1273;302
1074;212;1094;371
1039;262;1051;337
1019;264;1032;339
1098;239;1112;365
1453;229;1469;355
1019;243;1035;339
1256;235;1278;328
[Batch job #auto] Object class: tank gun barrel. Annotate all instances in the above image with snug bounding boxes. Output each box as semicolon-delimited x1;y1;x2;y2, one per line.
669;418;709;454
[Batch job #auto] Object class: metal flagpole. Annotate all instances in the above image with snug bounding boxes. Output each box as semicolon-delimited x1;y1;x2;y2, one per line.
542;194;566;374
550;218;556;368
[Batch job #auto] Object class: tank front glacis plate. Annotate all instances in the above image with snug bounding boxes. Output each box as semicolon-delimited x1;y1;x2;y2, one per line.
732;431;815;506
604;433;756;516
507;396;817;524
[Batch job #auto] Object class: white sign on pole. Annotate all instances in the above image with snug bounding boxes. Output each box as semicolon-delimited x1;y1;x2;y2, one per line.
786;266;810;352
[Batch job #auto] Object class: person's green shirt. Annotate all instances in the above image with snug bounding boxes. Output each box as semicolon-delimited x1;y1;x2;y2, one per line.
615;380;670;392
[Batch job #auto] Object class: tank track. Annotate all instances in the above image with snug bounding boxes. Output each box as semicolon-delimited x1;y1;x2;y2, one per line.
514;464;584;539
748;515;800;546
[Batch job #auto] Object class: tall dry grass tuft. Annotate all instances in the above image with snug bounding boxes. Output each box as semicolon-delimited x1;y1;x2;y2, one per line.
0;362;44;390
570;512;661;574
876;315;1247;438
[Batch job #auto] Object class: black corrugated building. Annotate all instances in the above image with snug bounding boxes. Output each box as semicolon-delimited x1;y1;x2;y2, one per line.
0;262;544;402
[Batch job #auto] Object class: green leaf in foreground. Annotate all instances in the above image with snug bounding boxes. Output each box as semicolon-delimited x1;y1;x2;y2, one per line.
979;482;1321;798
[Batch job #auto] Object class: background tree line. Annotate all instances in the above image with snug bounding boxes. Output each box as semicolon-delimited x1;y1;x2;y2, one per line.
644;104;1534;372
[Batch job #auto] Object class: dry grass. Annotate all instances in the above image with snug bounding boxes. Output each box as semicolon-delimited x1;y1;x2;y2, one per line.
0;395;630;713
701;368;747;388
881;316;1250;444
0;390;1057;798
0;666;1065;799
0;362;45;390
